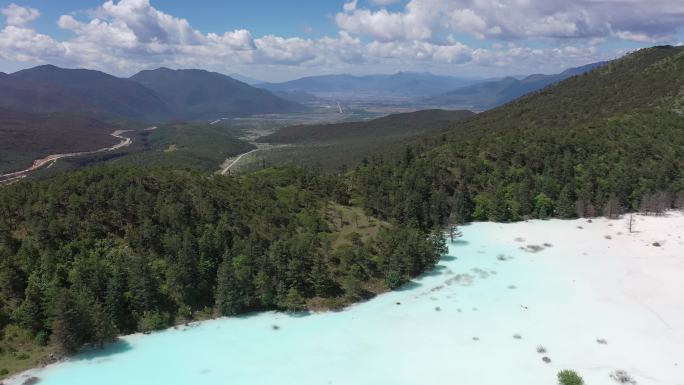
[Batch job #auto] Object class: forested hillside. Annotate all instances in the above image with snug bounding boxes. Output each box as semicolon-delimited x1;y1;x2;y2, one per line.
2;45;684;377
0;166;443;368
352;46;684;226
0;108;120;174
252;109;475;171
113;122;256;172
2;65;169;120
260;109;475;144
423;61;604;109
0;65;304;122
130;68;304;119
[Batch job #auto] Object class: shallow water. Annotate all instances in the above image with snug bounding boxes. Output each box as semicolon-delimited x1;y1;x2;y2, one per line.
13;219;684;385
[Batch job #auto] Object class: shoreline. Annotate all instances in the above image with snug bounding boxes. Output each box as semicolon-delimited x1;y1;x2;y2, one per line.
4;211;683;384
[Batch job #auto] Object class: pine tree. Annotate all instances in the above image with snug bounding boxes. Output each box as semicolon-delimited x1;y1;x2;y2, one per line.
341;265;365;300
490;186;510;221
451;185;471;224
282;287;305;312
557;186;576;218
15;273;45;334
215;257;243;315
534;193;554;219
91;301;117;349
105;263;132;333
309;253;333;298
51;289;85;354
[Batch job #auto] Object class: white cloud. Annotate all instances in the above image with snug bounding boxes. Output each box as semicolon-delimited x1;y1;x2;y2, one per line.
0;26;65;62
0;4;64;63
0;0;678;80
336;0;684;43
366;40;472;63
1;3;40;26
336;7;432;42
343;0;358;13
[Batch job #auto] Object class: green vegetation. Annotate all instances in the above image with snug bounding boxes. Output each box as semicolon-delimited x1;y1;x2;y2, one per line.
0;325;56;378
1;65;303;122
0;165;443;375
129;68;304;120
260;110;475;144
0;108;120;174
2;45;684;379
424;62;602;109
113;122;255;171
19;122;255;180
353;46;684;226
253;109;475;171
558;370;584;385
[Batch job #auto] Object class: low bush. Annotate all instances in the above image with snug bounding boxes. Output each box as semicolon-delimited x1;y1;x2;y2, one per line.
558;370;584;385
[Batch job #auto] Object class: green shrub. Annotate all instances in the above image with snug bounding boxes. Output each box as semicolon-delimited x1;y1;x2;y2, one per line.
558;370;584;385
139;311;171;333
34;330;49;346
385;271;405;290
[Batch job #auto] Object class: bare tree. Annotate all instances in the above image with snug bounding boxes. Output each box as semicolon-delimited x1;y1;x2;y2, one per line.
448;224;463;243
603;196;623;219
583;202;595;218
627;214;635;233
640;191;672;215
447;211;464;243
654;191;672;215
575;200;586;218
675;193;684;210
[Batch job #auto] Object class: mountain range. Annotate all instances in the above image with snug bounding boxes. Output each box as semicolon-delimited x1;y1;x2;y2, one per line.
423;62;606;109
0;65;303;122
1;46;683;379
130;68;303;120
258;72;480;97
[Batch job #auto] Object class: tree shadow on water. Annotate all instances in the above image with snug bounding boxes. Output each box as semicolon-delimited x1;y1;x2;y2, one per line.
75;339;134;362
423;265;448;277
395;281;422;291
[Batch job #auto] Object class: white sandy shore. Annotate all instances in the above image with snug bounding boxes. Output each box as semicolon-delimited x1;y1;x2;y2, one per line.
459;212;684;385
4;212;684;385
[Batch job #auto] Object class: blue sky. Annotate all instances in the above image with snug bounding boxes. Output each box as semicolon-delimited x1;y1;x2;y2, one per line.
1;0;683;81
14;1;344;39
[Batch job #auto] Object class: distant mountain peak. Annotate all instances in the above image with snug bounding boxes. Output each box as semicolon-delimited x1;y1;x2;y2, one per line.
424;61;607;109
259;72;479;97
130;67;304;119
2;64;170;120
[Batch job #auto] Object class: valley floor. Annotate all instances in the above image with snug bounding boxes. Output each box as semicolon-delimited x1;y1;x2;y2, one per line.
6;212;684;385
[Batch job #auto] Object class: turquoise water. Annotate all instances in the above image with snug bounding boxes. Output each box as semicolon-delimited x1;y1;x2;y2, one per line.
11;222;587;385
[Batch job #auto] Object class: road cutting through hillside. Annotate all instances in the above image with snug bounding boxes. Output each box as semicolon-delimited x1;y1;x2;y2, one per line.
220;148;260;174
0;129;135;184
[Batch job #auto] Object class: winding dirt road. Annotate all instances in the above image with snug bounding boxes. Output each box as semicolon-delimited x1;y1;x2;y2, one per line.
0;129;134;184
220;148;259;174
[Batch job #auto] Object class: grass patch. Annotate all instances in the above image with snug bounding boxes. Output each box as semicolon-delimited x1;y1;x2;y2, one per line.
0;325;57;379
326;203;386;250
